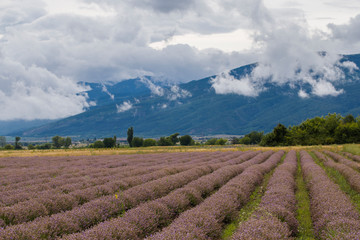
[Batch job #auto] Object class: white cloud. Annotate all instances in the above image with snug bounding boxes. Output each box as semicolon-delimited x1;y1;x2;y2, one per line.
116;101;133;113
211;71;261;97
140;77;164;96
167;85;192;101
0;0;360;121
298;89;309;98
101;84;114;100
311;80;344;97
0;59;91;120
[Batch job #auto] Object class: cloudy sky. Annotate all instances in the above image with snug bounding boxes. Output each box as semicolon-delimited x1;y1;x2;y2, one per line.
1;0;360;120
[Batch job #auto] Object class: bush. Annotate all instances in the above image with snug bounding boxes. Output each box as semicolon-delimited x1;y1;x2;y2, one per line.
132;137;144;147
179;135;194;146
205;138;217;145
215;138;227;145
158;137;174;146
143;139;157;147
36;143;52;149
27;144;36;150
103;137;116;148
4;144;14;150
93;141;105;148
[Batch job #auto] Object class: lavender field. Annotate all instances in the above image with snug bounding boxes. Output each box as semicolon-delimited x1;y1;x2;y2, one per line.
0;149;360;239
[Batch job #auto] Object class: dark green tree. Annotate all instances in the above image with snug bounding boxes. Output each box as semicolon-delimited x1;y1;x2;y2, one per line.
343;114;356;124
179;135;194;146
158;137;173;146
239;136;251;145
205;138;217;145
143;139;157;147
215;138;227;145
15;136;22;150
127;127;134;147
103;137;116;148
169;133;180;145
4;144;14;150
64;137;72;148
93;141;105;148
132;137;144;147
52;136;64;148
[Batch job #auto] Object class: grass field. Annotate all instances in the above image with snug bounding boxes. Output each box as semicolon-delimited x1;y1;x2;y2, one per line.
0;144;347;158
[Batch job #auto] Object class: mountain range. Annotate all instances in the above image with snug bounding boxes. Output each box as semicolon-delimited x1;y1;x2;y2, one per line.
6;54;360;139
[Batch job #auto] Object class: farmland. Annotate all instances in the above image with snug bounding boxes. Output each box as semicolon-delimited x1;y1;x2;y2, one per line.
1;146;360;239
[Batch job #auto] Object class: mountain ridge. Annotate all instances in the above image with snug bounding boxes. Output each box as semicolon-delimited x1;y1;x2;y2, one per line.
12;54;360;139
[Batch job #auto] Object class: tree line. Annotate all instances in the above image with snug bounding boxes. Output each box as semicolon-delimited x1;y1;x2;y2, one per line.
260;113;360;146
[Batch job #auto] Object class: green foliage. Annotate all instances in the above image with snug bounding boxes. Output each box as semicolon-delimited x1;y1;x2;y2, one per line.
27;144;36;150
157;133;180;146
179;135;194;146
239;136;251;145
92;141;105;148
169;133;180;145
143;138;157;147
230;137;240;144
157;137;173;146
261;113;360;146
205;138;217;145
36;143;52;149
240;131;264;145
4;144;14;150
14;136;22;150
215;138;227;145
64;137;72;148
103;137;116;148
52;136;64;149
132;137;144;147
0;136;6;147
127;127;134;147
52;136;72;148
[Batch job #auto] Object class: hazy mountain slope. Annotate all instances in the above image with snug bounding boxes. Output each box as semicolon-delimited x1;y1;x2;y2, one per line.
16;54;360;138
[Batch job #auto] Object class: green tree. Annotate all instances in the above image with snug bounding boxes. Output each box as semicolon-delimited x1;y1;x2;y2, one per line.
169;133;180;145
15;136;22;150
215;138;227;145
93;141;105;148
158;137;173;146
231;137;240;144
132;137;144;147
205;138;217;145
4;144;14;150
103;137;116;148
36;143;52;149
64;137;72;148
52;136;64;149
0;136;6;148
143;139;157;147
239;136;251;145
127;127;134;147
179;135;194;146
343;114;356;124
27;144;36;150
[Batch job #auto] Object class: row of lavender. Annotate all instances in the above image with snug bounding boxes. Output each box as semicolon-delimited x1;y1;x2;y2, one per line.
300;151;360;239
315;151;360;193
0;152;220;188
145;150;285;239
0;151;232;206
60;151;270;239
0;152;245;226
0;151;259;239
231;150;298;239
